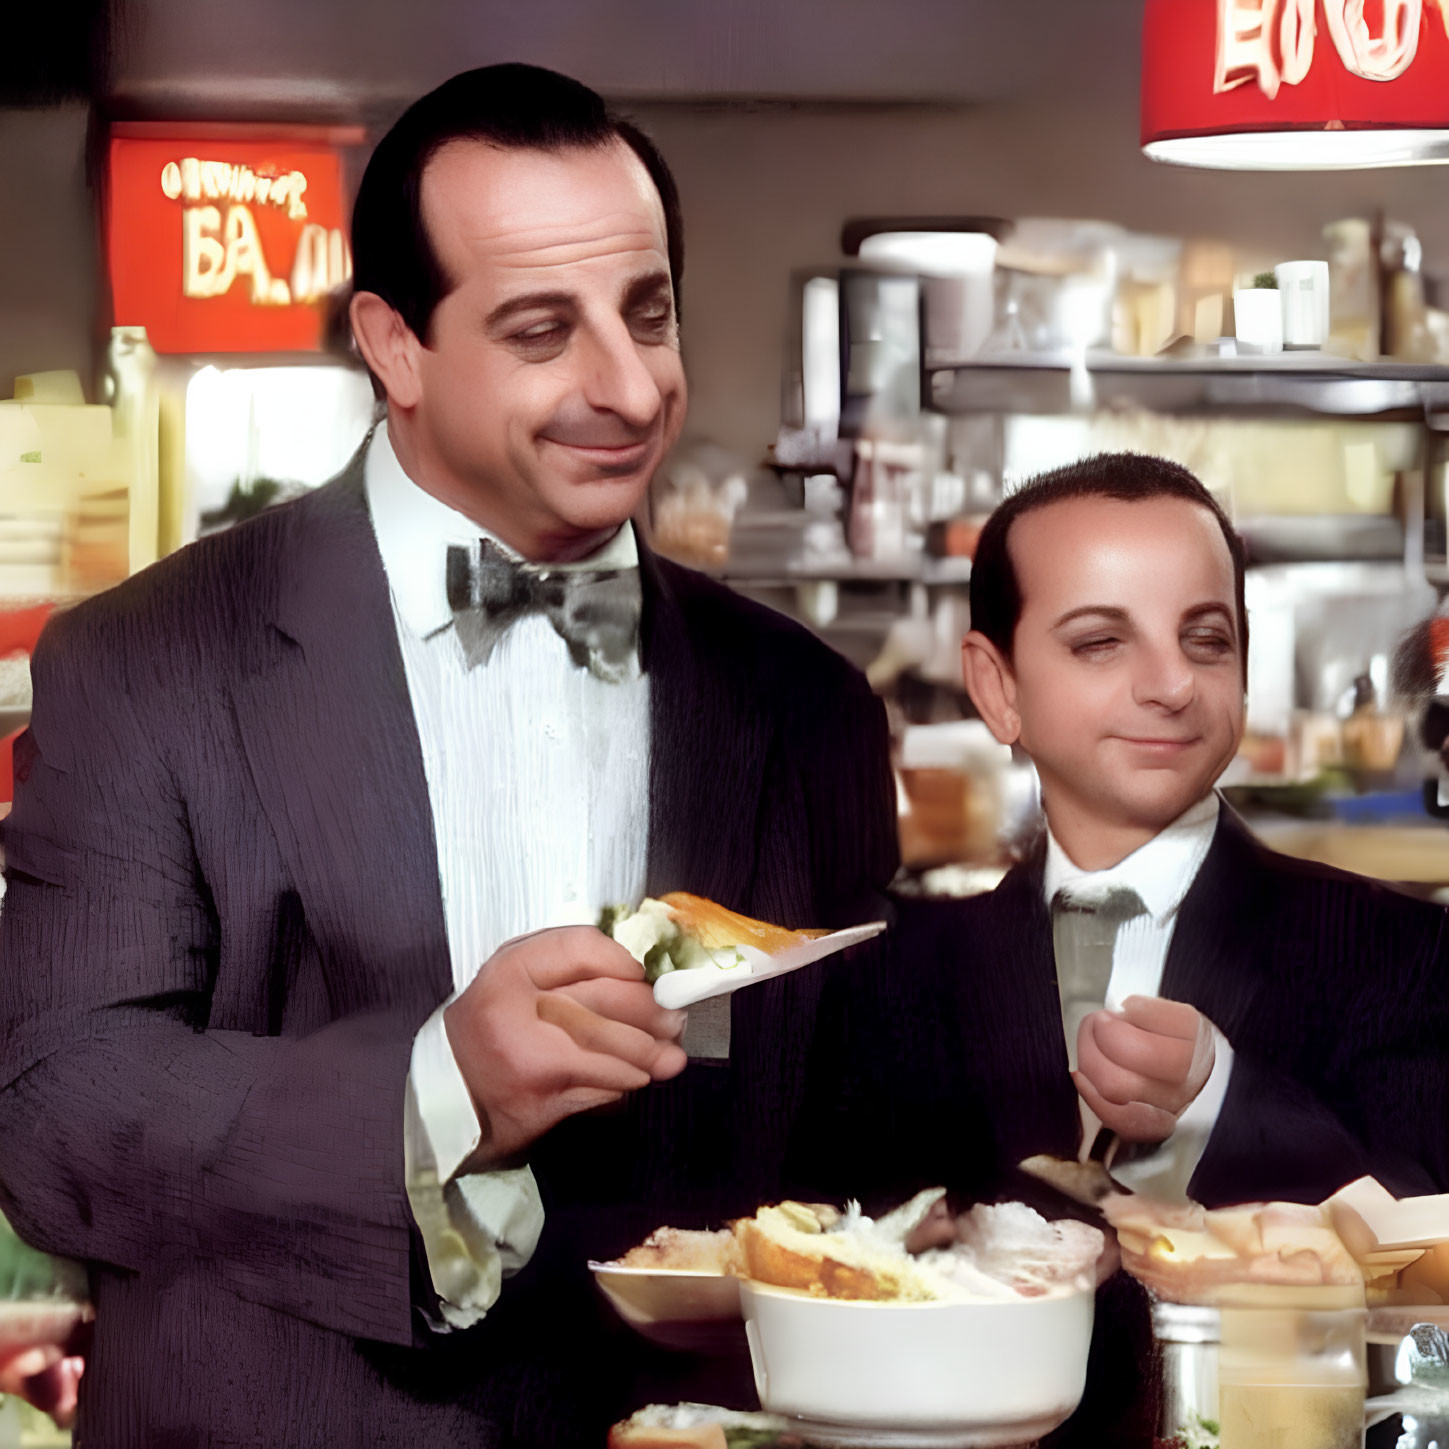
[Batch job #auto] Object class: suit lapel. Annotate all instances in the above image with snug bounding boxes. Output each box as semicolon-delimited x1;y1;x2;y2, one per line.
230;464;452;1020
1159;805;1268;1041
638;545;770;910
973;858;1082;1163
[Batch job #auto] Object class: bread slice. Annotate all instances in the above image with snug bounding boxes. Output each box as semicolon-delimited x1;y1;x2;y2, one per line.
657;893;830;955
735;1203;937;1302
607;1405;786;1448
607;1424;727;1448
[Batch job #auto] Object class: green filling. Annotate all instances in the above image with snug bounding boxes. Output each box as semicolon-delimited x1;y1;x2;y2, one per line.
601;902;746;983
724;1430;792;1449
596;903;629;937
642;939;675;985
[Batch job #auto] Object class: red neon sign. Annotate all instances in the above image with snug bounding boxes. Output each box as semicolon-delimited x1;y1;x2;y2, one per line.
106;131;356;354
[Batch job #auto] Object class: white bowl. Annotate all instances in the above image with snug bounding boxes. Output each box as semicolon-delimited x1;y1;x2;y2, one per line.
739;1280;1094;1448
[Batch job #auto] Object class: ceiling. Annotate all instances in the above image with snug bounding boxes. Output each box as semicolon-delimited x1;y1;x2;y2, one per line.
104;0;1145;118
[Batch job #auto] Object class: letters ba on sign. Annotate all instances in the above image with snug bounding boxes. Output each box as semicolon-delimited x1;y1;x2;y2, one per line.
106;133;356;354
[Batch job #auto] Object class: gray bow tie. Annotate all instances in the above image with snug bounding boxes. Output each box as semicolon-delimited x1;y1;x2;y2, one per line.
445;539;642;684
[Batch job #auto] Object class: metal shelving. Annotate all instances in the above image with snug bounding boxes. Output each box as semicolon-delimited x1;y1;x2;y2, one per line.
713;556;970;588
927;351;1449;423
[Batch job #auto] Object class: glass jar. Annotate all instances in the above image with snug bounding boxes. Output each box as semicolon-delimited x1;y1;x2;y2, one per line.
1217;1299;1366;1449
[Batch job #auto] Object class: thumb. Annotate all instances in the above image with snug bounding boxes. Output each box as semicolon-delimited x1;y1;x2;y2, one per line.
1185;1012;1216;1095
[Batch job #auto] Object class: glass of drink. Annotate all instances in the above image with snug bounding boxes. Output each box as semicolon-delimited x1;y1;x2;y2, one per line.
1217;1296;1366;1449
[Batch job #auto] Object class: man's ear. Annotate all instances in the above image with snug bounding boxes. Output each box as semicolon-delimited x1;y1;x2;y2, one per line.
350;291;423;410
961;630;1021;745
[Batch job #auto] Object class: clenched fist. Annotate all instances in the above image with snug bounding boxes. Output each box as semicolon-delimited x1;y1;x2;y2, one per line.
444;925;688;1167
1072;995;1217;1144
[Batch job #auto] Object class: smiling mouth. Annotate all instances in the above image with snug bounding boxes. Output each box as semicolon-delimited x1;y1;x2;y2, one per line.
546;437;655;472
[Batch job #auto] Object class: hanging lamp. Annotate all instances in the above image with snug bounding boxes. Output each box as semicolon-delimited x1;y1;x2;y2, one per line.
1142;0;1449;168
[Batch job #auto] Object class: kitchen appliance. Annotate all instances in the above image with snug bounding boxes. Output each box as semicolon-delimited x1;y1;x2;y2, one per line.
858;230;1000;366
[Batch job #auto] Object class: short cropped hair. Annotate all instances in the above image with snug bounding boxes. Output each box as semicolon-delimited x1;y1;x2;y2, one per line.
350;63;684;345
969;452;1249;682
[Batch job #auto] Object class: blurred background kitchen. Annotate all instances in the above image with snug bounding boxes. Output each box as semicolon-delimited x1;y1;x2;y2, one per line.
9;0;1449;931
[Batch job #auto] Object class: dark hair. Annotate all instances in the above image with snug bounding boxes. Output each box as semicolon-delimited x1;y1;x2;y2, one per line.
970;452;1249;682
350;63;684;345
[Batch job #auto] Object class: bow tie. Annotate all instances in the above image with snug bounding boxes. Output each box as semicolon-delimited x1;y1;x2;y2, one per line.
444;538;642;684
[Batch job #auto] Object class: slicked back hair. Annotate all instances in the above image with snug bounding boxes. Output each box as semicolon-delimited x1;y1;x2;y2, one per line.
969;452;1249;683
350;63;684;347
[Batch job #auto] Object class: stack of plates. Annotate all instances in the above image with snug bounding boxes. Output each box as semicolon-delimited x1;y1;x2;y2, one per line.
0;515;63;598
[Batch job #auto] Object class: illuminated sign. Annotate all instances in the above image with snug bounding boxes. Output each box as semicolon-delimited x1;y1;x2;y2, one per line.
1216;0;1447;94
107;130;359;354
1142;0;1449;167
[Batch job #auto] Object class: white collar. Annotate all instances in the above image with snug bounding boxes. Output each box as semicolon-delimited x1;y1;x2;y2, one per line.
1041;792;1221;924
363;420;640;638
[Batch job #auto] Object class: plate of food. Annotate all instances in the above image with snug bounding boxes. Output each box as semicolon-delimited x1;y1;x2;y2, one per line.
608;1402;805;1448
597;1190;1106;1447
590;1226;748;1354
601;894;887;1010
733;1191;1103;1448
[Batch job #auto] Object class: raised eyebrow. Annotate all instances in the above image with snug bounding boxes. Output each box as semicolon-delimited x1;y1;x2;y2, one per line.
1051;605;1130;631
484;291;578;333
621;270;674;309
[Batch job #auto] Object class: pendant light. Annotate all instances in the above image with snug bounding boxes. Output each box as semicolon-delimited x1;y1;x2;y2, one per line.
1142;0;1449;169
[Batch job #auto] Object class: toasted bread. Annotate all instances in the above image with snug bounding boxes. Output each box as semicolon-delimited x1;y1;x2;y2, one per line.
656;893;830;955
607;1425;728;1449
736;1204;934;1302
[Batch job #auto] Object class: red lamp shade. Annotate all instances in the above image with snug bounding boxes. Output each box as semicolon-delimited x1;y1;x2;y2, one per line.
1143;0;1449;167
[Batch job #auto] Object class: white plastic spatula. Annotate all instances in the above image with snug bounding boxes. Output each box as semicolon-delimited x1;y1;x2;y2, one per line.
651;920;888;1010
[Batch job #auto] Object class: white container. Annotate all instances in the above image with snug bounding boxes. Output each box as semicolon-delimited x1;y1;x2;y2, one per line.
740;1279;1095;1447
1234;287;1284;354
1275;260;1331;350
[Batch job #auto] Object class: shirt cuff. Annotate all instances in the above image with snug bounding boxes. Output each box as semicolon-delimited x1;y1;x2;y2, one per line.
410;1002;483;1181
405;1007;547;1330
1111;1025;1235;1200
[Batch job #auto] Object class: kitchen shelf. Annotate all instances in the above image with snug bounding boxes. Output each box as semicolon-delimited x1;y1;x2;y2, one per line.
714;557;971;587
927;351;1449;421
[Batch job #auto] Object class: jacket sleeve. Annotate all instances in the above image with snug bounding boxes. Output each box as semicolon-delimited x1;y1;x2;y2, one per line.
1192;1040;1449;1205
0;611;420;1346
1191;888;1449;1206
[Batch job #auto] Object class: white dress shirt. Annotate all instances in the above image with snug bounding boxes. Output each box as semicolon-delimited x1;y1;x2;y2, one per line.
365;423;652;1328
1042;792;1235;1199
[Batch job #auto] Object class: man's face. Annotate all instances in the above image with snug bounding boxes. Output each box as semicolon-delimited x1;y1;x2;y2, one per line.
1003;495;1246;841
407;139;686;556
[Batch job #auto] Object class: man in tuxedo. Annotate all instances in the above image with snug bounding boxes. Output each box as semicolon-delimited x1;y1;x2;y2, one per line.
800;452;1449;1444
0;66;896;1446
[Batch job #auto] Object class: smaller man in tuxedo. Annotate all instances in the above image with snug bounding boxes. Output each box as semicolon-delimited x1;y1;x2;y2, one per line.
799;450;1449;1442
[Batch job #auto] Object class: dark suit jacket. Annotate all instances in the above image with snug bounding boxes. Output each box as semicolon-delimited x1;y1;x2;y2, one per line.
795;804;1449;1446
0;460;898;1448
